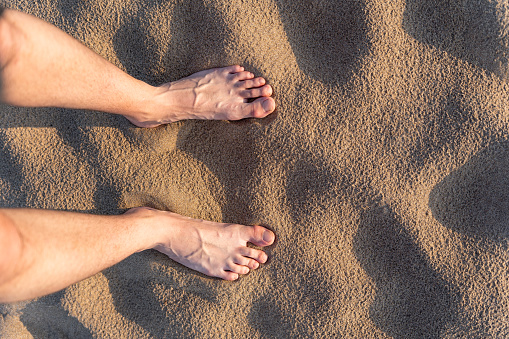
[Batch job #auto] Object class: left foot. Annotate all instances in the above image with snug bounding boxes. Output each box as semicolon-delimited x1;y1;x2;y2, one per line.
126;65;276;127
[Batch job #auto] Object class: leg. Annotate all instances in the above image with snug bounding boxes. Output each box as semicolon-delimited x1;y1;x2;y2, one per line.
0;9;275;125
0;207;275;303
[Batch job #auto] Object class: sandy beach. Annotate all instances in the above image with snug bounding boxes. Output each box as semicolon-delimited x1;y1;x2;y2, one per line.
1;0;509;337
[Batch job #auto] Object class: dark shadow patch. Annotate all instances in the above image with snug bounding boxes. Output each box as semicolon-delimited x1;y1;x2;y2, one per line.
274;0;370;84
285;158;349;224
405;93;477;171
54;0;82;27
353;205;458;338
104;261;176;338
112;7;159;84
113;0;231;86
0;132;28;207
297;271;332;318
249;294;294;338
20;291;93;339
429;142;509;241
249;265;334;337
403;0;509;80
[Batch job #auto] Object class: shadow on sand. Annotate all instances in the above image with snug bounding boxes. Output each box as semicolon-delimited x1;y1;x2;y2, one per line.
429;142;509;241
273;0;370;84
353;204;458;338
403;0;509;80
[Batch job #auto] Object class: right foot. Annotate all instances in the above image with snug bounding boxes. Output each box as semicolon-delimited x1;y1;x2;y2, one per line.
126;65;276;127
130;207;276;280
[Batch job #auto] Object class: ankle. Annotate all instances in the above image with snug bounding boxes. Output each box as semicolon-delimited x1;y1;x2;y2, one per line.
126;83;185;127
123;207;166;251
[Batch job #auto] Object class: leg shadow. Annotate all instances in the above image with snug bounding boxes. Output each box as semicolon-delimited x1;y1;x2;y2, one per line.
353;204;458;338
273;0;370;84
20;291;93;339
0;132;28;208
403;0;509;80
103;251;220;338
429;141;509;241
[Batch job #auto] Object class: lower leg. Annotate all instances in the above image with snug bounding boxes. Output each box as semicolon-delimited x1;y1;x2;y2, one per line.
0;10;275;125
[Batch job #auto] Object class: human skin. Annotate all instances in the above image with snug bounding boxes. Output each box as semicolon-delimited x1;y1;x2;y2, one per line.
0;8;276;303
0;207;275;303
0;9;276;126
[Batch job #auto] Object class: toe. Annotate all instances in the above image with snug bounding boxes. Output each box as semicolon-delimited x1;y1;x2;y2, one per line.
224;65;244;73
240;247;269;264
241;85;273;99
222;272;239;281
227;263;250;275
234;255;260;269
248;225;276;246
243;97;276;118
238;77;266;89
232;71;254;81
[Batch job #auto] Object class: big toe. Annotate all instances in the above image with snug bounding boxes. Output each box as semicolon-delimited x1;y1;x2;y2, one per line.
247;97;276;118
247;225;275;247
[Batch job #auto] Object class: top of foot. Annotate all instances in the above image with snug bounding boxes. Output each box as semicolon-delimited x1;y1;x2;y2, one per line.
128;65;276;127
139;208;276;281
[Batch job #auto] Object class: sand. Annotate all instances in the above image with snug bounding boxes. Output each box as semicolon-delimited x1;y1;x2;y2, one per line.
1;0;509;337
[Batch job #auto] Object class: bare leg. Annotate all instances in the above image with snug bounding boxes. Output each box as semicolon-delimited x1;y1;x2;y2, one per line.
0;9;277;302
0;207;275;303
0;10;275;126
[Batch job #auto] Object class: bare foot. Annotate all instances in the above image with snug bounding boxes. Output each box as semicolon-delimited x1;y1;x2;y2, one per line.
132;208;275;280
127;65;276;127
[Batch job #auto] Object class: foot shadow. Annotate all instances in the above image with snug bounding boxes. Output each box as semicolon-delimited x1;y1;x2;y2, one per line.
273;0;370;84
353;205;458;338
429;142;509;241
403;0;509;80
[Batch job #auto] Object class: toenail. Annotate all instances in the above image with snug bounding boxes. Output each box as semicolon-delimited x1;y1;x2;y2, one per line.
263;230;274;243
262;99;273;113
